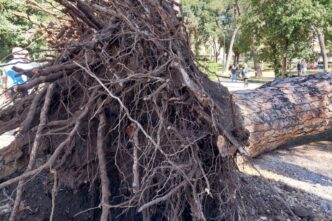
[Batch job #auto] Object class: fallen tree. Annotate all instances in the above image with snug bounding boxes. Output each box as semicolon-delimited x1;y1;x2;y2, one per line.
1;1;331;220
233;74;332;157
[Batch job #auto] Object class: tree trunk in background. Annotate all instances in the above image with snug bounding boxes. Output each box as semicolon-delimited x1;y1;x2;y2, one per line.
211;37;221;63
224;26;240;73
233;52;240;65
281;40;289;78
233;73;332;157
281;56;287;78
255;64;262;77
214;46;221;63
251;49;262;77
317;29;329;73
194;41;200;57
193;29;201;57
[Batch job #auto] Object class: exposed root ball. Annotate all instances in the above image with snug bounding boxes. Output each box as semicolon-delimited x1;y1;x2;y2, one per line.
0;0;248;220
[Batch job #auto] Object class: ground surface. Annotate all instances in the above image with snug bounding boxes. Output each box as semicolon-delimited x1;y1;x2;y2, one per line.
0;132;15;148
239;130;332;221
217;77;263;91
0;80;331;220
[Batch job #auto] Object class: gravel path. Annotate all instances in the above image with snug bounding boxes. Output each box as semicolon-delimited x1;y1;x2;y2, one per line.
217;77;263;91
240;130;332;219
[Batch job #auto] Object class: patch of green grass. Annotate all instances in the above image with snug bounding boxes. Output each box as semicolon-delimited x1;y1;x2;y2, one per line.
197;60;221;80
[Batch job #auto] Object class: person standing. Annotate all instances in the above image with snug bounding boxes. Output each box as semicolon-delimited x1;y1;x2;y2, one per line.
1;47;35;100
230;65;237;82
242;64;249;87
302;60;307;75
297;60;303;76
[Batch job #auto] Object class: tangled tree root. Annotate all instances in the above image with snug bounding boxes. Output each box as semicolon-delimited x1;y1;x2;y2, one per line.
0;0;252;220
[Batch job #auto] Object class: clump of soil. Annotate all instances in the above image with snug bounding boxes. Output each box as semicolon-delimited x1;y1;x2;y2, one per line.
1;170;330;221
0;173;99;221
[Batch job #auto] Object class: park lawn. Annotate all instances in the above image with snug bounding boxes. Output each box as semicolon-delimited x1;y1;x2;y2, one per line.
197;60;221;80
197;60;324;83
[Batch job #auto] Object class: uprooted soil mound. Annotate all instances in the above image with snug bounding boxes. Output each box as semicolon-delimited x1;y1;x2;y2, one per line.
0;1;304;220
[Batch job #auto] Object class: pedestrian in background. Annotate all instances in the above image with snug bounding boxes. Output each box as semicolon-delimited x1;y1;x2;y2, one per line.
242;64;249;87
1;47;36;101
302;60;307;75
230;65;237;82
297;60;303;76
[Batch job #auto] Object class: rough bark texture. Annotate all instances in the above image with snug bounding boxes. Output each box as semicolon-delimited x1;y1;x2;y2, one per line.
251;48;262;77
281;55;287;78
317;29;329;73
224;25;240;73
233;73;332;157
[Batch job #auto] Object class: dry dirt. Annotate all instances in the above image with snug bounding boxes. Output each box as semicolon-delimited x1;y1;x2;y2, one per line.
239;129;332;220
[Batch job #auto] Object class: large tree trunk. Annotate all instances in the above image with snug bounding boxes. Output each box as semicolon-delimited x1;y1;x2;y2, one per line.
224;25;240;73
317;29;329;73
233;74;332;157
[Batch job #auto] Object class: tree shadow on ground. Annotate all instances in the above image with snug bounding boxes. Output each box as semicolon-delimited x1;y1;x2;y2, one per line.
239;172;332;221
254;159;332;187
253;129;332;187
0;169;331;220
278;129;332;150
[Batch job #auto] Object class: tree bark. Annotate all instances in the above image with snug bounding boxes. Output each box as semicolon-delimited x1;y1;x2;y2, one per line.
317;29;329;73
281;39;289;78
193;29;201;57
211;37;221;63
233;73;332;157
194;40;200;57
235;52;240;65
251;48;262;77
281;56;287;78
224;25;240;73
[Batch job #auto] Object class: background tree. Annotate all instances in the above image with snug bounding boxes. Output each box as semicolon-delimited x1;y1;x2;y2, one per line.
220;0;244;73
182;0;230;60
313;0;332;72
0;0;62;60
232;29;252;65
242;0;322;77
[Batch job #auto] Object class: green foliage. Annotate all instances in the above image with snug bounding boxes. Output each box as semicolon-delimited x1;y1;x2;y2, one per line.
197;60;220;79
2;0;329;78
318;0;332;50
182;0;253;65
0;0;58;61
242;0;331;76
182;0;230;56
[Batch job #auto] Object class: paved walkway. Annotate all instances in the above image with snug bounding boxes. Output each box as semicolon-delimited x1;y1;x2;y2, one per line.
216;77;263;92
0;132;15;149
240;132;332;216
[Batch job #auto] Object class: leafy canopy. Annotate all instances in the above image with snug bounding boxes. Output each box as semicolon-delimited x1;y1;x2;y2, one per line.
0;0;60;61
